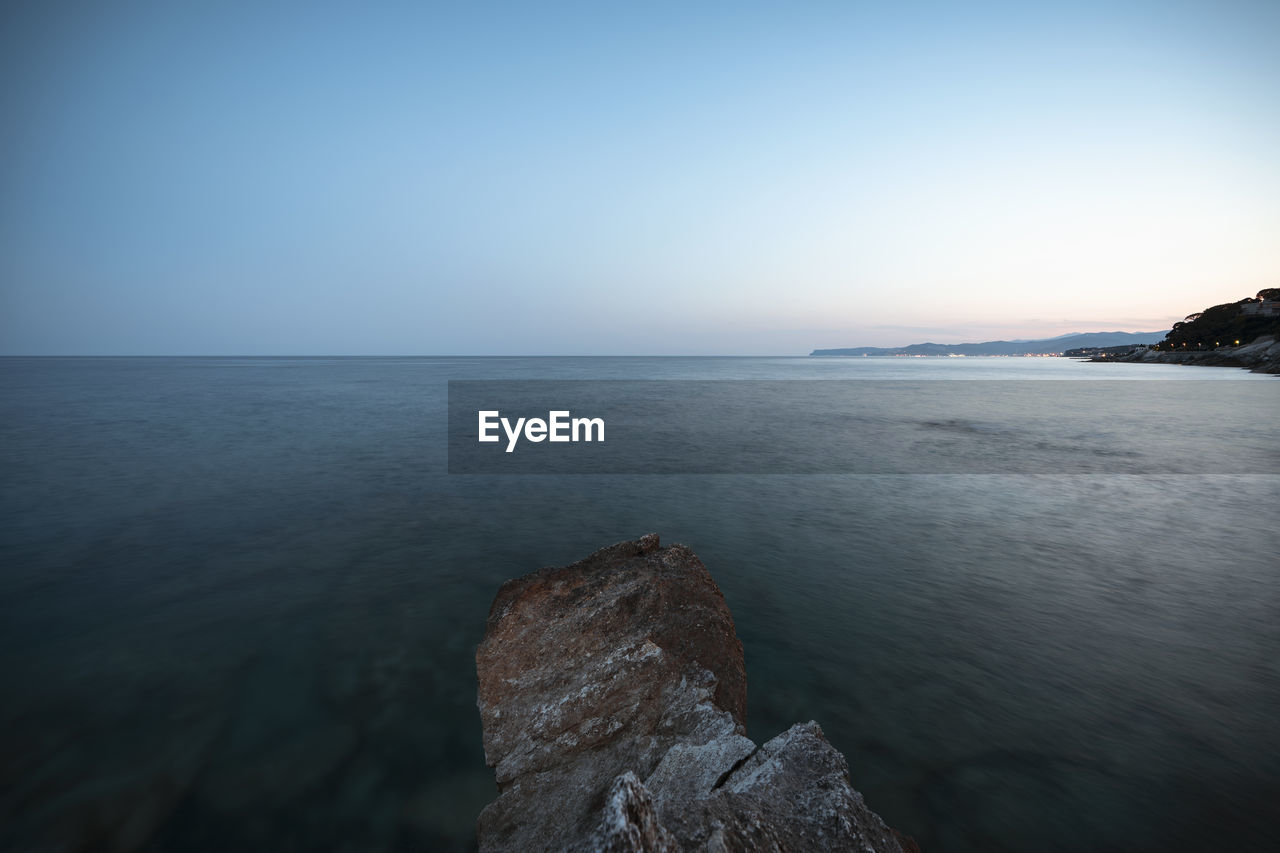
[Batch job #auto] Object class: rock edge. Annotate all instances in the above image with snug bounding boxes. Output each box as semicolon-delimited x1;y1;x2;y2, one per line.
475;535;916;852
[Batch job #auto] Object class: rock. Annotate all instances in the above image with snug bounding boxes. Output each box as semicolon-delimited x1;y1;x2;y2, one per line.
648;721;916;853
475;536;913;852
594;772;680;853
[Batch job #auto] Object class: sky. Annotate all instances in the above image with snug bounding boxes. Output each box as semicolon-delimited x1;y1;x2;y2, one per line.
2;0;1278;355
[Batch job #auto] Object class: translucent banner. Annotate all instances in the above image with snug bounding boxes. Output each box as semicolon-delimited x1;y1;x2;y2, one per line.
447;380;1279;474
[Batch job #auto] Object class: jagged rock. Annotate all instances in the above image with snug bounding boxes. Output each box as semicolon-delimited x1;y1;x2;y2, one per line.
593;772;680;853
475;536;912;852
644;722;914;853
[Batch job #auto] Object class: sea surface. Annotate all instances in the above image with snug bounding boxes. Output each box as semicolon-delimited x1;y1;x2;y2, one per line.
1;356;1277;852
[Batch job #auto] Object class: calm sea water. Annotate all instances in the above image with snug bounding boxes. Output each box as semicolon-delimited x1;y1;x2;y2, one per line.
1;356;1277;852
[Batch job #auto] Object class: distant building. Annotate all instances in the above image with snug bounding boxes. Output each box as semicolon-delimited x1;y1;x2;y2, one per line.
1241;300;1280;316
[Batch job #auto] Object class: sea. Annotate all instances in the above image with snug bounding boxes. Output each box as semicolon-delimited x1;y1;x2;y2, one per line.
1;355;1277;852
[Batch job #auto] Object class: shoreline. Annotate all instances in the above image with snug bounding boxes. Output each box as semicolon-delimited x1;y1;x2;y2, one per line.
1086;335;1280;375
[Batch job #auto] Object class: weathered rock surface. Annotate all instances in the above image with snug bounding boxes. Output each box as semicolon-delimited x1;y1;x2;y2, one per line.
476;535;914;852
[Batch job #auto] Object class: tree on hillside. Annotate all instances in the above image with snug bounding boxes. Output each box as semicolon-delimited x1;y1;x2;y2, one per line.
1160;293;1280;350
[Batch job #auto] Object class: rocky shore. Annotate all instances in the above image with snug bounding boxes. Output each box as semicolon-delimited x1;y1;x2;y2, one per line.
475;534;916;852
1090;335;1280;374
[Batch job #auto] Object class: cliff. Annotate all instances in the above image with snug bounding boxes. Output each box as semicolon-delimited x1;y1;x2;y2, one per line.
475;534;915;852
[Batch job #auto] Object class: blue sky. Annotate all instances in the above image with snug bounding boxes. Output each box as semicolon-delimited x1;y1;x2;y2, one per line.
2;0;1277;354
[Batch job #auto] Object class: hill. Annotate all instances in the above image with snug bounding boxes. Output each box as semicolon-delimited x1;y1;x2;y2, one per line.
1148;288;1280;351
811;331;1167;357
1083;288;1280;374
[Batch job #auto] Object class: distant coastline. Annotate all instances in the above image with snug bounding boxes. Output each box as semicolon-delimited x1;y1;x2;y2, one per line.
810;331;1166;358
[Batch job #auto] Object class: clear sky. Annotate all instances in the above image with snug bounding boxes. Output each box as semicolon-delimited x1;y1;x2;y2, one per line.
2;0;1277;355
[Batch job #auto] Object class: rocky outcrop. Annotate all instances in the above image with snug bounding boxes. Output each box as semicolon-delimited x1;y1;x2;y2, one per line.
475;535;914;852
1095;335;1280;374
